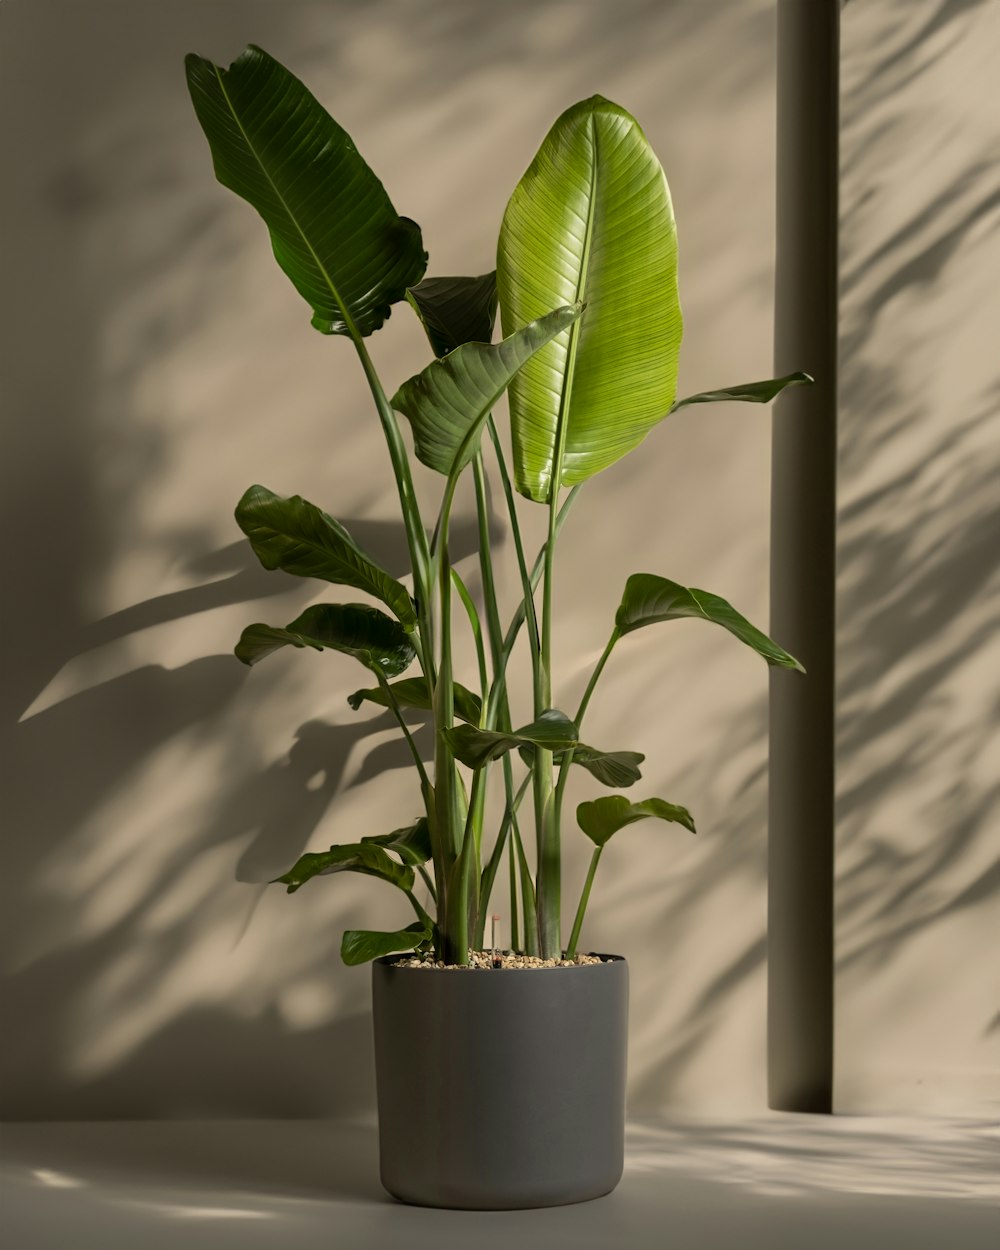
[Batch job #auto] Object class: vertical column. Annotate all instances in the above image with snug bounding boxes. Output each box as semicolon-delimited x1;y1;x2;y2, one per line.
768;0;840;1112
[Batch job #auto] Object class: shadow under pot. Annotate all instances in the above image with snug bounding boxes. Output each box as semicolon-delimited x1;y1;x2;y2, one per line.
371;953;628;1210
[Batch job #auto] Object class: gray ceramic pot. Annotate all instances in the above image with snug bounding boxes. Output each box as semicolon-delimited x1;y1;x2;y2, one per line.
371;953;628;1209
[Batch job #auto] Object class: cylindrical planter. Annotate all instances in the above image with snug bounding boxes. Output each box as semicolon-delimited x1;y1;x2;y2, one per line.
372;953;628;1210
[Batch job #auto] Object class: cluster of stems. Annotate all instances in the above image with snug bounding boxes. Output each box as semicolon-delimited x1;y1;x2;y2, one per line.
349;331;617;965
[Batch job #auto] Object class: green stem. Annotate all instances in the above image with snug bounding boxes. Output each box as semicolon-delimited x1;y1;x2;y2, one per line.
551;627;621;872
352;337;433;676
508;834;519;956
512;816;538;954
375;671;430;796
565;846;603;959
474;770;531;946
417;865;437;904
451;567;489;711
406;889;432;927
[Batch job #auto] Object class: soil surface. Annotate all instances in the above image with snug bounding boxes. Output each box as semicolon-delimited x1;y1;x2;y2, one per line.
392;951;603;970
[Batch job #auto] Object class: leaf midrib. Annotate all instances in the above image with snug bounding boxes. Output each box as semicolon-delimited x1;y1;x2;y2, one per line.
211;59;359;340
546;112;600;502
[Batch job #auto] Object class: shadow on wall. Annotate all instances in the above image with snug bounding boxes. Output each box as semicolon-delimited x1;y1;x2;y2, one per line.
2;0;993;1121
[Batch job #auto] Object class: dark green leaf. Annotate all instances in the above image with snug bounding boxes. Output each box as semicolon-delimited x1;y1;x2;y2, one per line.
347;676;481;725
670;372;813;412
273;841;415;894
567;746;645;788
391;304;583;478
406;273;498;357
185;45;426;336
615;573;804;671
577;795;696;847
235;603;414;676
235;485;416;629
444;709;578;770
498;96;682;501
361;817;432;866
340;919;432;966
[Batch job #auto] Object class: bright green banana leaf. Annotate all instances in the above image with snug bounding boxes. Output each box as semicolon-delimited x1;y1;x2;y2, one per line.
497;95;682;502
235;486;416;629
185;45;426;336
615;573;804;671
348;677;482;725
235;603;414;676
273;841;415;894
406;273;498;358
391;304;582;479
670;371;812;412
444;709;579;770
577;796;696;846
341;920;433;966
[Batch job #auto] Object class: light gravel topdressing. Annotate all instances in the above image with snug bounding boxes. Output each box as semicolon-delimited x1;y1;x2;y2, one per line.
392;951;604;970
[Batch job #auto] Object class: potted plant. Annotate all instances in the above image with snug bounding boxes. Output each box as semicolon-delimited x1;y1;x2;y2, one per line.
185;45;808;1210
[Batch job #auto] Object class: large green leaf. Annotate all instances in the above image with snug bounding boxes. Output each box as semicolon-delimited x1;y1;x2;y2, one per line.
361;817;432;866
273;841;415;894
392;304;583;479
444;709;579;770
235;485;416;629
670;372;812;413
347;677;482;725
497;95;682;502
185;45;426;336
406;273;498;357
577;796;696;847
341;919;432;966
615;574;804;671
235;603;414;676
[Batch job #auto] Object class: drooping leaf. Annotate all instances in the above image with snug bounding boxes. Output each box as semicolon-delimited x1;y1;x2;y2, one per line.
185;45;426;336
565;746;645;788
577;795;696;847
341;919;433;966
235;603;414;676
406;272;498;358
615;574;804;671
497;95;682;501
518;743;645;788
670;372;813;412
361;818;433;866
273;841;415;894
392;304;583;479
347;677;482;725
444;709;579;770
235;485;416;629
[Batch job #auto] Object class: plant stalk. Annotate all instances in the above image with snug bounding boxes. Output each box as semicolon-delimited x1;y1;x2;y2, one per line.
565;846;603;958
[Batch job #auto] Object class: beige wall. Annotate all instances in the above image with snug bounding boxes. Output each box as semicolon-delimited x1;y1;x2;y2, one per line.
836;0;1000;1113
1;0;993;1121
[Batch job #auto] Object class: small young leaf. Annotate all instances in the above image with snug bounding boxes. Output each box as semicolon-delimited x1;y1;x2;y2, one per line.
341;919;433;966
615;573;804;671
406;272;498;358
347;676;482;725
273;841;414;894
576;796;696;847
444;709;579;770
391;303;583;479
235;603;415;677
361;818;433;867
670;371;812;412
